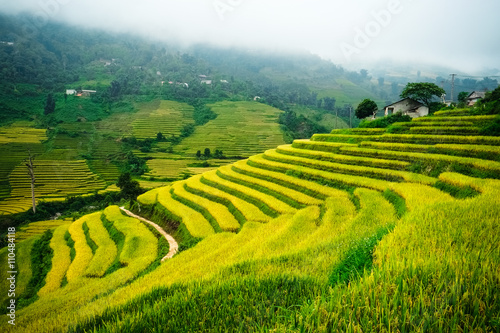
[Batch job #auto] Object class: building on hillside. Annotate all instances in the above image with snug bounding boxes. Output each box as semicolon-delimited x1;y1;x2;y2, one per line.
75;90;97;97
467;91;486;106
66;89;76;95
384;98;429;118
200;79;212;85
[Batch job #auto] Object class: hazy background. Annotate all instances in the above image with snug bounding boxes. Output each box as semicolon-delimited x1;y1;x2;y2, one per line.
1;0;499;74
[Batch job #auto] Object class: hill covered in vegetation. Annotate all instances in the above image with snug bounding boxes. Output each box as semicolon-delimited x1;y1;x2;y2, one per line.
1;105;499;332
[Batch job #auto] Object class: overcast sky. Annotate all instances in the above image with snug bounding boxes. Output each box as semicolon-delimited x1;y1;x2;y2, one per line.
2;0;499;74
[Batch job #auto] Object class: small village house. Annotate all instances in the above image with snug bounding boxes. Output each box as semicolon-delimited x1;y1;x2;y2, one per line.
467;91;486;106
384;98;429;118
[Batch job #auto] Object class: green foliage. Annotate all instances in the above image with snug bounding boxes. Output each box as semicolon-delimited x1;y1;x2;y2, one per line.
64;230;76;262
101;216;126;275
475;85;500;114
382;189;407;219
192;102;217;126
400;82;446;107
458;91;469;106
122;151;148;176
116;172;143;202
433;180;480;199
355;98;378;119
82;222;98;255
17;230;54;308
279;109;328;142
328;225;393;286
44;94;56;115
479;116;500;136
358;112;412;128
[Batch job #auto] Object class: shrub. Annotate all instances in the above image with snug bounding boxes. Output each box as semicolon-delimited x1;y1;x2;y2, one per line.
358;112;411;128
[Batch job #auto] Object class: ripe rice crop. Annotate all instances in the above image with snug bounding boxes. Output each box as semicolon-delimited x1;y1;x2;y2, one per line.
231;160;342;199
184;173;271;223
263;149;436;184
66;216;94;282
339;146;500;175
292;139;357;153
388;182;454;211
156;186;215;238
137;187;161;205
202;169;297;215
248;154;392;191
311;133;379;143
408;126;480;135
277;145;409;170
433;109;471;117
103;206;157;266
171;181;240;232
84;212;118;277
380;133;500;145
397;121;474;127
412;114;496;122
330;128;386;135
38;224;71;296
217;164;323;206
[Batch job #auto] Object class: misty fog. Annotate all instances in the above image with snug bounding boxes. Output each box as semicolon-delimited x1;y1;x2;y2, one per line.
1;0;499;74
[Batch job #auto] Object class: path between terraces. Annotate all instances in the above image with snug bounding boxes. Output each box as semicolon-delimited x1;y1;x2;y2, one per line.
120;206;179;261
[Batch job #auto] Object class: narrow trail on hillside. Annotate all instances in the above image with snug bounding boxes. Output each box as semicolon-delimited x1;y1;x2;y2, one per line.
120;206;179;261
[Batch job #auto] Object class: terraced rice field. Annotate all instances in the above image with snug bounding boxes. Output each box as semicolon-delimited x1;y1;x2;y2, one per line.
2;110;500;332
176;101;286;157
131;100;194;139
0;160;106;215
144;158;235;179
0;123;47;200
15;219;72;243
0;206;161;331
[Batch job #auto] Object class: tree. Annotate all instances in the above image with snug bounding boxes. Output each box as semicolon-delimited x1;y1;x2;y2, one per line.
196;150;202;159
214;149;224;159
116;172;142;202
323;97;336;111
355;99;378;119
203;148;211;159
25;151;36;213
400;82;445;108
156;132;164;141
457;91;469;107
44;93;56;115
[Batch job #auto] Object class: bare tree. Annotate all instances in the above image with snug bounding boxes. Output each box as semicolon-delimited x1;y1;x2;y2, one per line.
26;151;36;213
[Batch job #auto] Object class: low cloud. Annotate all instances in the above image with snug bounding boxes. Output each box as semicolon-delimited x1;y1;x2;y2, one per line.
2;0;499;74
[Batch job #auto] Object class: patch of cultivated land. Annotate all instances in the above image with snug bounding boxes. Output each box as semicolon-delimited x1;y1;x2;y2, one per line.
2;109;499;332
176;101;286;157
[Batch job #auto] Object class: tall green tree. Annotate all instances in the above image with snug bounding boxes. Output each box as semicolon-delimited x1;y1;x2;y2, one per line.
400;82;445;107
116;172;142;202
355;99;378;119
44;93;56;115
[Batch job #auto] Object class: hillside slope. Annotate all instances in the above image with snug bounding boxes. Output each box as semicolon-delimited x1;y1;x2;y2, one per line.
1;110;499;332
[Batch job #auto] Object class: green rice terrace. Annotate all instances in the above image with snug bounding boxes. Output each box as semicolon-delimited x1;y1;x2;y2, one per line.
1;108;499;332
0;100;288;215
